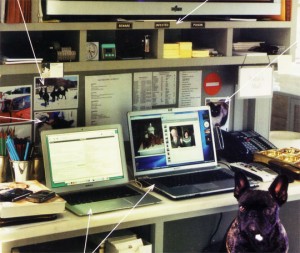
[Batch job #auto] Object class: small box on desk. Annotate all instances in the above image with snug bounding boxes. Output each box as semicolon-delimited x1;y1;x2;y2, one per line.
106;237;152;253
254;148;300;180
89;230;152;253
0;180;66;219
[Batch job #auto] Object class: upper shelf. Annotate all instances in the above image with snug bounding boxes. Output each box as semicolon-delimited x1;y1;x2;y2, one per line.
0;56;281;75
0;20;292;75
0;20;293;31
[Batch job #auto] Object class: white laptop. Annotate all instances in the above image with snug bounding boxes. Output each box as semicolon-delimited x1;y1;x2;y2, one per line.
41;124;161;216
127;106;257;200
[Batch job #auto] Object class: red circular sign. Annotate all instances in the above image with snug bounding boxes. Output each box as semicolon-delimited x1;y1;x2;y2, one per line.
204;72;222;95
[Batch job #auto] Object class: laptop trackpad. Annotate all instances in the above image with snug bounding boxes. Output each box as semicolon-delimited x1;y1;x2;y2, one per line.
194;182;219;191
167;185;204;195
166;183;219;196
69;198;134;215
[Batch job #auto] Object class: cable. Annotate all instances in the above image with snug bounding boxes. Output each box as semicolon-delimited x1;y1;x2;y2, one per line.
16;0;44;84
202;213;224;252
209;213;223;244
218;161;232;170
129;179;144;189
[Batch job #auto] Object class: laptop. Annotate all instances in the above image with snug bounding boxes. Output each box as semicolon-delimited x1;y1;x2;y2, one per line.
127;106;258;200
41;124;161;216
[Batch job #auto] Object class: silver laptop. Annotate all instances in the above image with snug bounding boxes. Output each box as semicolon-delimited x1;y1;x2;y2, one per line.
41;124;161;216
127;106;255;200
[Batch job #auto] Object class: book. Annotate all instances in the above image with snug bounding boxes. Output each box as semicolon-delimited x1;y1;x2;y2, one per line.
2;57;43;65
0;180;65;219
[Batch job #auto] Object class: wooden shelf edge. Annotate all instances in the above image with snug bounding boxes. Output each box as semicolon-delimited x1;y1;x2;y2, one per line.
0;55;283;75
0;20;292;32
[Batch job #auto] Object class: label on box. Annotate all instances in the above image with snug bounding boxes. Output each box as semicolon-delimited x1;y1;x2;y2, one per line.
117;22;133;29
155;22;170;29
191;22;205;28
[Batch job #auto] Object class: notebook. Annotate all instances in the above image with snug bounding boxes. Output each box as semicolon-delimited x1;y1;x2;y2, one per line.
41;124;161;216
127;106;258;200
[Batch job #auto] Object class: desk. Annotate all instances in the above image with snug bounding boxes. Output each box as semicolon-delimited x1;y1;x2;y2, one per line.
2;181;300;253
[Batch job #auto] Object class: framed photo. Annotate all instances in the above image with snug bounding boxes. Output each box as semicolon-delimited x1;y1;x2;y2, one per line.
34;110;77;144
205;97;231;131
34;75;79;111
0;85;32;125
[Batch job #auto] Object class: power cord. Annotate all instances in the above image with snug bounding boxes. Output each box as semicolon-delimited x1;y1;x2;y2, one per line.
202;213;224;252
129;179;144;189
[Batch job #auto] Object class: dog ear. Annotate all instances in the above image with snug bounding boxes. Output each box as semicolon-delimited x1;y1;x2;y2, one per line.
234;171;250;199
269;175;289;206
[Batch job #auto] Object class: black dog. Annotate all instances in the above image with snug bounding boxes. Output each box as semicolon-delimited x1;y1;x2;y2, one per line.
226;172;289;253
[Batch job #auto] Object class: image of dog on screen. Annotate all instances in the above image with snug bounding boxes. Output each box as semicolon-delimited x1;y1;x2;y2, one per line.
226;172;289;253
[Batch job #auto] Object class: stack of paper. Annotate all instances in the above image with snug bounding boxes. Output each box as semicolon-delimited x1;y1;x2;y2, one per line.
233;41;267;56
163;43;180;58
192;49;211;58
178;42;192;58
233;41;264;51
2;57;43;65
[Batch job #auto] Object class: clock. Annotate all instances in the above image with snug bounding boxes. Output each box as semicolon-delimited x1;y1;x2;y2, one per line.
86;42;99;61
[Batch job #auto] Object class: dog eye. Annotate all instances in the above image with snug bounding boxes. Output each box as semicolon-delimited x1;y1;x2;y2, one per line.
263;208;272;215
239;205;246;212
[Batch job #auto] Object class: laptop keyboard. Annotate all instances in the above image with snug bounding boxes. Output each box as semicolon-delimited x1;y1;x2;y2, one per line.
62;186;140;205
152;169;234;188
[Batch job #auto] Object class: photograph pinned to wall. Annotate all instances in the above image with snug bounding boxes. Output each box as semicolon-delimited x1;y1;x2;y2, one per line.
34;110;77;144
41;63;64;78
0;85;32;125
0;124;32;140
34;75;79;111
205;97;230;131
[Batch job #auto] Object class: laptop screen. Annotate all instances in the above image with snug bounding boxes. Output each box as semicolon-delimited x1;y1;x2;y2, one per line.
128;106;217;177
41;125;129;194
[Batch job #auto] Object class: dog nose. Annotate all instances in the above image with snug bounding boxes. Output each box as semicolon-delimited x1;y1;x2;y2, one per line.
248;210;258;218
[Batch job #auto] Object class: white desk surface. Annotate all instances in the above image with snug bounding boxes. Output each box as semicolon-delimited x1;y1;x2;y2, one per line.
1;180;300;252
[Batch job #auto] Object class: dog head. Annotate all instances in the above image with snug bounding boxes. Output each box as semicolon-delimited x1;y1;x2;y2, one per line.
234;172;288;244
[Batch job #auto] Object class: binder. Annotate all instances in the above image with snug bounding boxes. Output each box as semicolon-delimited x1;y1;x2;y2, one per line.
6;0;31;24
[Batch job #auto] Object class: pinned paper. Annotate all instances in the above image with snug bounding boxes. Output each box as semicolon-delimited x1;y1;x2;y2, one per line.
238;66;273;99
277;55;293;75
41;63;64;78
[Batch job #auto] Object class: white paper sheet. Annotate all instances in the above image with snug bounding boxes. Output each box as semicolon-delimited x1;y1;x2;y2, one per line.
178;70;202;107
152;71;177;106
238;66;273;99
85;73;132;140
133;72;153;110
133;71;177;110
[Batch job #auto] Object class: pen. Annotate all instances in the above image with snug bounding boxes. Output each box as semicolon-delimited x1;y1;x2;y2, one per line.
12;192;32;202
24;141;30;161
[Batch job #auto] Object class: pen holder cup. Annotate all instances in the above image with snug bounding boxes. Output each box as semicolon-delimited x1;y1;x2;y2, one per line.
10;160;31;182
0;156;8;183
